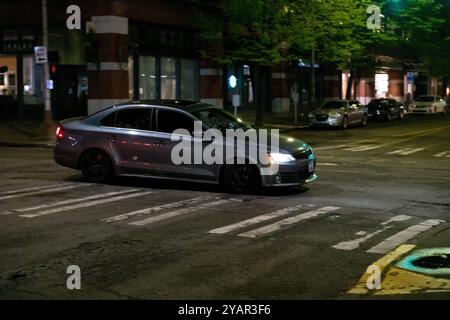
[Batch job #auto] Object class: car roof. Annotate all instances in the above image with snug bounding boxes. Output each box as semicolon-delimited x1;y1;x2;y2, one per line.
114;99;212;112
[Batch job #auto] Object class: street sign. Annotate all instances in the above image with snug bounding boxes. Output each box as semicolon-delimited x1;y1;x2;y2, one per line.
34;46;48;64
407;72;414;82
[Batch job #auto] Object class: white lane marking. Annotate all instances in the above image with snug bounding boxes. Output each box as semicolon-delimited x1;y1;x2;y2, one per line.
434;151;450;158
13;189;140;213
380;214;412;225
345;145;382;152
316;163;338;166
0;183;74;196
208;204;315;235
387;148;425;155
103;196;215;223
332;215;413;251
367;219;445;254
314;145;347;151
20;191;154;218
0;184;89;201
129;199;231;226
238;206;340;238
333;226;394;251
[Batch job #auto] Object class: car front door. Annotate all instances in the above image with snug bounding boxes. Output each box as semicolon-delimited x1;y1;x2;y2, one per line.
154;108;217;182
101;106;159;175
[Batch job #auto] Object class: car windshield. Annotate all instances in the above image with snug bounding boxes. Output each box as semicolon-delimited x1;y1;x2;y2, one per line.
321;101;347;109
192;108;252;131
416;96;435;102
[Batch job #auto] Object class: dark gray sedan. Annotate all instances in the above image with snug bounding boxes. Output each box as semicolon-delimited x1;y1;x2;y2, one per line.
54;100;317;193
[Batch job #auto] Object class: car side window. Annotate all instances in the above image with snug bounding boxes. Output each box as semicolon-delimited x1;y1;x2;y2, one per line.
101;112;116;127
115;108;152;130
157;109;194;134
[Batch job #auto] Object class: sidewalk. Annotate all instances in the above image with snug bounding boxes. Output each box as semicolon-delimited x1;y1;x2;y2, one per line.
0;121;56;148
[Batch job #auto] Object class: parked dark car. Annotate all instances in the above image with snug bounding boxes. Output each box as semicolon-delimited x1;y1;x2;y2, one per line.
367;99;405;122
53;100;317;193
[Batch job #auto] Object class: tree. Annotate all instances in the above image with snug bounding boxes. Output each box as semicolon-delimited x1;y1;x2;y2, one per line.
195;0;293;127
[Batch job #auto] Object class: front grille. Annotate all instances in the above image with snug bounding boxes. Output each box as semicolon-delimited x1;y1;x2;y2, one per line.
293;149;313;160
280;172;300;183
316;114;328;121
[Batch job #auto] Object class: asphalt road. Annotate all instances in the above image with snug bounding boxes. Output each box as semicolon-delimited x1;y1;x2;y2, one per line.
0;113;449;299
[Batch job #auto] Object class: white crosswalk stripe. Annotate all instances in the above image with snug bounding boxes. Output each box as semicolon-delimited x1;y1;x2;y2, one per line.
20;190;155;218
0;183;90;201
332;215;412;251
238;206;340;238
208;204;315;235
0;183;74;196
366;219;445;254
129;198;233;226
104;196;215;223
345;145;382;152
433;151;450;158
387;148;425;155
11;189;140;213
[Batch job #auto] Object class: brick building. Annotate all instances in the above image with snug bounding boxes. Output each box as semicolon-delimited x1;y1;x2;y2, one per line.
0;0;447;121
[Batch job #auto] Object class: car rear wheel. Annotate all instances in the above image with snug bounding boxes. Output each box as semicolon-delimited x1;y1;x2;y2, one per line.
361;115;368;127
341;117;348;129
80;149;114;183
385;113;392;122
223;164;260;194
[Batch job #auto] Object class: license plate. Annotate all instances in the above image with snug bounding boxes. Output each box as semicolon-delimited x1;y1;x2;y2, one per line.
308;161;314;173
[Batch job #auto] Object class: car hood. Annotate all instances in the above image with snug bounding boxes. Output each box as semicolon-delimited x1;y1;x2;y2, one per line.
310;108;342;115
414;101;434;106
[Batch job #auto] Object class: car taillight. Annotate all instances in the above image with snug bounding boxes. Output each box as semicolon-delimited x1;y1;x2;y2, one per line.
56;125;64;138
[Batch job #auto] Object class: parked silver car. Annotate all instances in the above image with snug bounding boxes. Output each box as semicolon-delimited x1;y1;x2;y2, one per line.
54;100;317;193
308;99;368;129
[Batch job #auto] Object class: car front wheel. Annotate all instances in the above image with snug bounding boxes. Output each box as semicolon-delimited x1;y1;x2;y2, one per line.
223;164;260;194
80;149;114;183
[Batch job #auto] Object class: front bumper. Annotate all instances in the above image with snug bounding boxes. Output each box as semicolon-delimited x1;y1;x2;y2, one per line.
309;117;342;127
260;158;317;187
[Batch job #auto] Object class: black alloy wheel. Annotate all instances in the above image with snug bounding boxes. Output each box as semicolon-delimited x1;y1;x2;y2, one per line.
223;164;260;194
80;149;114;183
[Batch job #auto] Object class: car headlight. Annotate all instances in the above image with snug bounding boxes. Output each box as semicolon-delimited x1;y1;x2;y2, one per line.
329;112;342;118
267;152;295;164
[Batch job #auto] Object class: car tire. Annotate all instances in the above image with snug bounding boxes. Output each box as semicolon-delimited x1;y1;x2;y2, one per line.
223;164;260;194
361;115;368;127
80;149;114;183
385;113;392;122
341;117;348;130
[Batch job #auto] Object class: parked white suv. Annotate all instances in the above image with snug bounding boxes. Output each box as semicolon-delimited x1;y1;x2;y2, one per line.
410;95;446;115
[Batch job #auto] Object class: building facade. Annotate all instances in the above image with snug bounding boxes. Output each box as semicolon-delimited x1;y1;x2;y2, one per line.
0;0;447;121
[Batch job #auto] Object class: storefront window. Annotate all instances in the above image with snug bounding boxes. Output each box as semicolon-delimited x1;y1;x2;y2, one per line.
180;59;195;100
0;55;17;96
161;57;176;99
139;56;156;99
136;55;198;101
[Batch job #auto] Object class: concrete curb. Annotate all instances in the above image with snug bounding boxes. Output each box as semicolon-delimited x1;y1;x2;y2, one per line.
0;140;55;148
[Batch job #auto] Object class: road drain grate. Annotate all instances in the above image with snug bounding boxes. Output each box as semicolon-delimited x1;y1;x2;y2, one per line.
412;254;450;269
396;248;450;276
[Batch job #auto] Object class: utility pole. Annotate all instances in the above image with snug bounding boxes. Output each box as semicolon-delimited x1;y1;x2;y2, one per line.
41;0;53;137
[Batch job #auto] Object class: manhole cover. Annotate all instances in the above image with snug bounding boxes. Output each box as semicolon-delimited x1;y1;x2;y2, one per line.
396;248;450;276
412;254;450;269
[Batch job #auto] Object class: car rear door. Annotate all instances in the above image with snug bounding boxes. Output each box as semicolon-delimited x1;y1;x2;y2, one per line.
101;106;159;175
